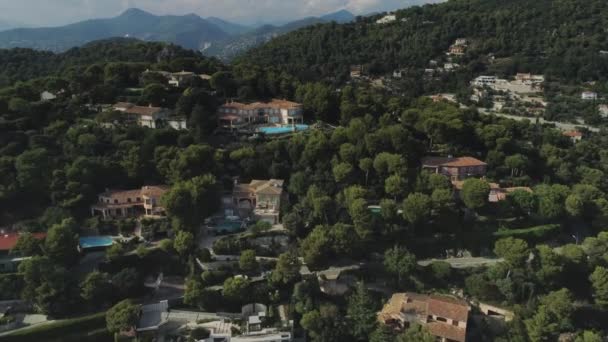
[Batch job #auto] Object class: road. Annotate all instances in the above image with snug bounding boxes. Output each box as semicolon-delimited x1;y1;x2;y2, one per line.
477;109;600;132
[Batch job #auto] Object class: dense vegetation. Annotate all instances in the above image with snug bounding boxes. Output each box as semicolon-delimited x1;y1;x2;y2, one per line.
1;0;608;341
241;0;608;84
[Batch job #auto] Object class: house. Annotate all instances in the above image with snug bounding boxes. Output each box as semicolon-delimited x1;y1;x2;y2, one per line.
232;179;286;224
454;38;468;46
217;99;304;130
90;185;169;220
167;116;188;130
168;71;196;87
113;102;172;129
444;63;460;71
350;65;363;78
376;14;397;24
422;157;487;181
393;70;403;78
563;130;583;143
515;73;544;84
0;233;47;272
448;45;466;56
581;91;598;100
452;181;533;203
317;265;359;296
598;104;608;118
40;91;58;101
472;76;497;87
378;293;470;342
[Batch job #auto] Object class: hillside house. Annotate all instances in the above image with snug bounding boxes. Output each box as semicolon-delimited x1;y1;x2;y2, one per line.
378;293;470;342
90;186;169;220
113;102;172;128
582;91;598;101
168;71;196;87
217;99;304;130
472;76;497;87
422;157;487;181
232;179;287;224
563;130;583;143
599;104;608;118
40;91;58;101
0;233;47;272
452;181;533;203
376;14;397;24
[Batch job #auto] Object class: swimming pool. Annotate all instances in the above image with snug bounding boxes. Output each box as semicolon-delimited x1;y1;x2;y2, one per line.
211;221;244;235
258;124;309;135
79;236;114;249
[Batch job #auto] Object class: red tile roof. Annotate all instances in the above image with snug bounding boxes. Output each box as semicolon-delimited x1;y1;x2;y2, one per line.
423;156;486;168
563;131;583;138
428;295;470;322
0;233;46;251
427;322;467;342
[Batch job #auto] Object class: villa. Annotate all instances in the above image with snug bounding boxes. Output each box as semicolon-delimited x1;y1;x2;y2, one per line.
581;91;598;100
422;156;487;181
452;181;533;203
378;292;470;342
113;102;187;129
563;130;583;143
90;185;170;220
217;99;304;130
232;179;287;224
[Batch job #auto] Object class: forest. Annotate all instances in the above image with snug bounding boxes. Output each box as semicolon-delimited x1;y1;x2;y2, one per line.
0;1;608;341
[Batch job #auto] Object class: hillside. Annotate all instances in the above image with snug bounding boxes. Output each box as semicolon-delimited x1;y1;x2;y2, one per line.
0;38;221;87
0;8;229;52
202;10;355;60
240;0;608;82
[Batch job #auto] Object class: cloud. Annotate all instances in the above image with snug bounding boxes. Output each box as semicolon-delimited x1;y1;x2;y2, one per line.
0;0;442;27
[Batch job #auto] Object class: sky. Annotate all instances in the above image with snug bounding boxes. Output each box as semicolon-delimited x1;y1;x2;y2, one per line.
0;0;443;27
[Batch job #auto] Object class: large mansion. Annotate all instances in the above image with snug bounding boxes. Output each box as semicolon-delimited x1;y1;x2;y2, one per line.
379;293;470;342
218;99;304;130
422;156;487;181
232;179;287;224
91;186;169;220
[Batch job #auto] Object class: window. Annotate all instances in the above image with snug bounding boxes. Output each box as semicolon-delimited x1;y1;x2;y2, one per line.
127;198;131;203
436;317;447;323
136;197;141;202
114;199;118;204
452;320;459;326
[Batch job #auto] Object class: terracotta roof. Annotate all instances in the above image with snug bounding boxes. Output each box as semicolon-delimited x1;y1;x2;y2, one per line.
0;233;46;251
113;102;166;117
428;295;470;322
219;99;302;111
250;179;284;195
378;293;408;321
563;131;583;138
100;186;169;204
423;156;486;168
427;322;467;342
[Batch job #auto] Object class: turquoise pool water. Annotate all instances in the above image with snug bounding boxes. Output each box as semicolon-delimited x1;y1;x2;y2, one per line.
79;236;114;249
214;221;243;233
258;124;309;135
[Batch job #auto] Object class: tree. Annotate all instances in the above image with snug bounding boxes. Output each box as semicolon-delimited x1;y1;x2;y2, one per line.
174;231;195;257
300;304;349;342
385;174;406;199
534;245;563;288
222;277;250;303
525;306;560;342
575;331;604;342
370;325;396;342
11;232;43;256
508;190;537;216
271;251;301;285
429;261;452;282
162;174;220;231
140;83;168;106
402;193;432;225
239;249;259;273
300;226;330;266
590;266;608;308
461;178;490;210
349;198;373;240
397;324;435;342
384;246;416;286
80;271;111;306
159;238;174;253
106;243;126;261
111;268;141;299
45;218;79;266
505;154;528;177
359;158;373;185
494;237;529;268
106;299;139;334
15;148;51;192
333;162;354;183
347;282;378;341
540;289;574;330
184;277;217;310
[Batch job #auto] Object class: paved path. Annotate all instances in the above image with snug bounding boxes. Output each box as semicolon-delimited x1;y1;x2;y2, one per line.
418;257;504;269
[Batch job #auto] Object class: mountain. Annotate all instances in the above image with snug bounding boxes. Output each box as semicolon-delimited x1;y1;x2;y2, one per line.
239;0;608;83
320;9;356;23
0;19;27;31
202;10;355;60
206;17;252;36
0;8;229;52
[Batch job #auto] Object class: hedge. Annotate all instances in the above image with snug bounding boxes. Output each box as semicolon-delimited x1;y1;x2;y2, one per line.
0;312;107;342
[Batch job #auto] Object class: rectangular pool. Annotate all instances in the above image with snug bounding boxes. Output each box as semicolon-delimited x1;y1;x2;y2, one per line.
258;124;309;135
